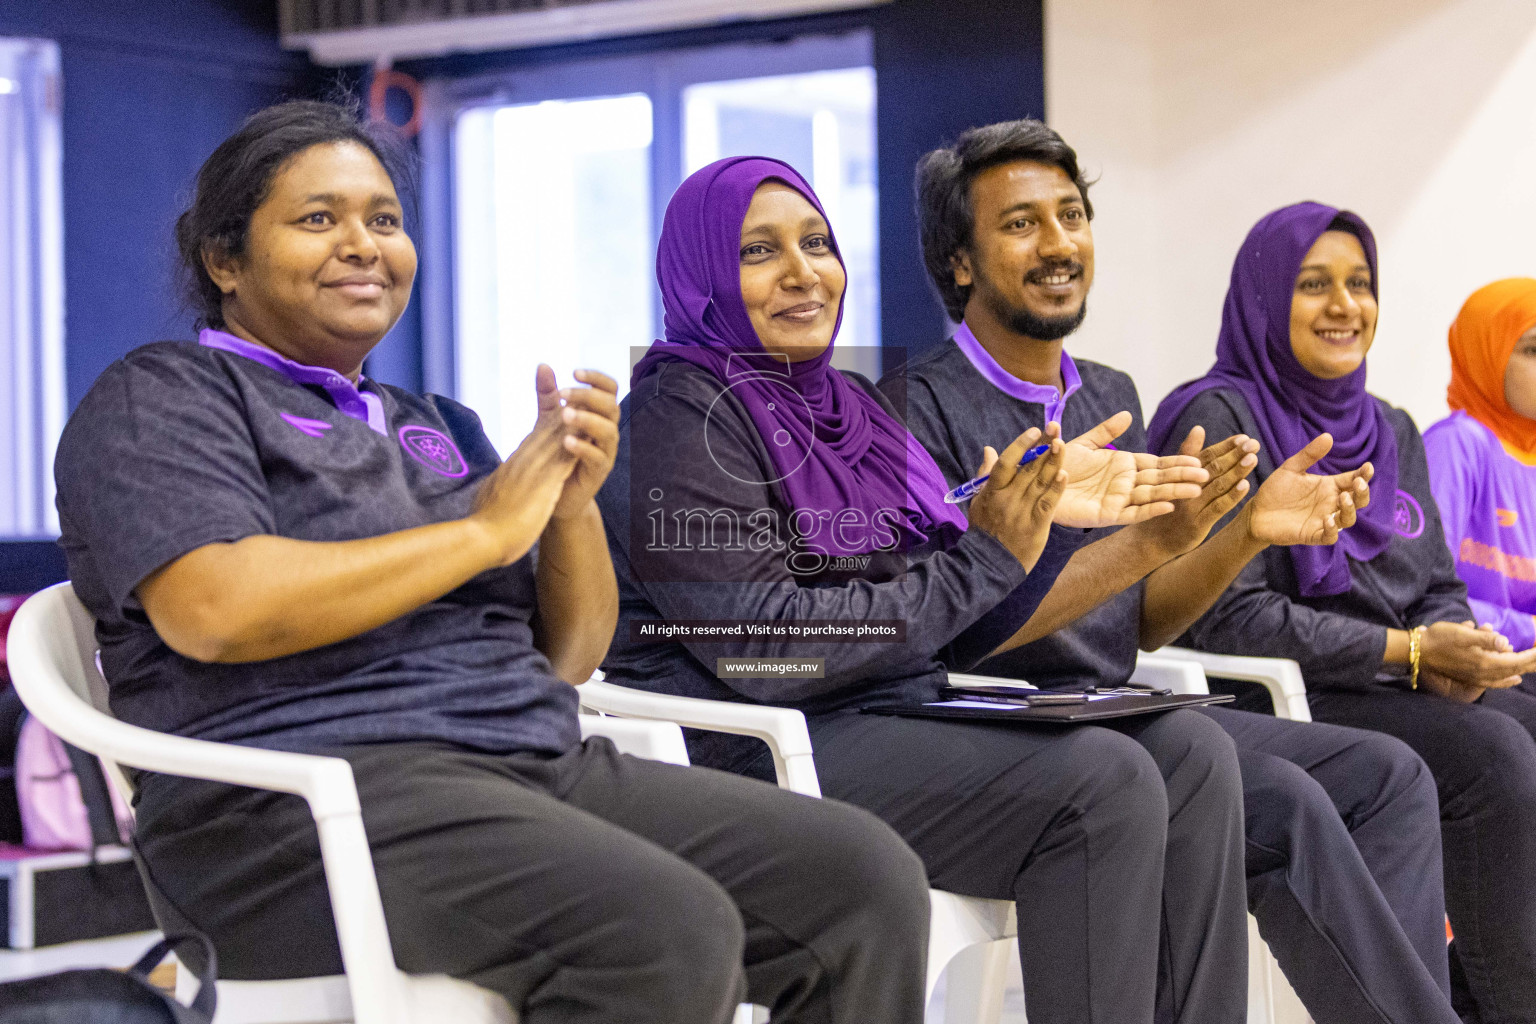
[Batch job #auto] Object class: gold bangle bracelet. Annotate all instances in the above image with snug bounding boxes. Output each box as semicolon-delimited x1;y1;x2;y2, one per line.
1408;625;1425;690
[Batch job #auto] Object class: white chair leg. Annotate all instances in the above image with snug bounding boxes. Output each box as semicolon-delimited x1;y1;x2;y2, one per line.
941;940;1011;1024
1267;949;1311;1024
1246;913;1277;1024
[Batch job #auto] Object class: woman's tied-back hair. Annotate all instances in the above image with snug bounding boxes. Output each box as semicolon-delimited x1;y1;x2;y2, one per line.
915;118;1094;322
174;97;416;329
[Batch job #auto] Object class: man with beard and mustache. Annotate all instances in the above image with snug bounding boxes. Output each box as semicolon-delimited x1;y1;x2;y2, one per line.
881;119;1460;1024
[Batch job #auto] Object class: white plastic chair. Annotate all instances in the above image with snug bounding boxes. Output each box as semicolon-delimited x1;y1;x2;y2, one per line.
966;653;1313;1024
1137;650;1314;1024
1156;647;1311;722
581;662;1324;1024
5;583;760;1024
576;678;1018;1024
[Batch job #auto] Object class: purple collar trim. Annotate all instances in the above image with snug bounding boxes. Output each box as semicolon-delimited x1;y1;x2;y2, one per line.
199;328;386;436
952;321;1081;424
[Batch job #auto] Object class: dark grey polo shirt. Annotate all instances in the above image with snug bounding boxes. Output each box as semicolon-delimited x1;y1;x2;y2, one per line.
881;335;1147;690
54;335;579;755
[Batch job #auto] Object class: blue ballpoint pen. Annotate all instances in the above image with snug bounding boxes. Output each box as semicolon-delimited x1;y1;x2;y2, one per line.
942;444;1052;504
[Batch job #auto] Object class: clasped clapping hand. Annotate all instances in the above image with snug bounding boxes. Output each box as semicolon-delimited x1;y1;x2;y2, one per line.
548;368;621;519
469;364;620;566
1418;621;1536;703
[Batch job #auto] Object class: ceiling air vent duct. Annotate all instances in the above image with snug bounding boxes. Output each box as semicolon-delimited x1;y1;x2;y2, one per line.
280;0;889;65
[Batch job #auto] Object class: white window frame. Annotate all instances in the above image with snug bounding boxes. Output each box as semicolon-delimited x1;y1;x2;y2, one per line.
417;29;874;403
0;38;64;539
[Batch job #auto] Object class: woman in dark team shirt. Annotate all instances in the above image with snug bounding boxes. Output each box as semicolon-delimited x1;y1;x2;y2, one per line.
51;101;932;1024
1149;202;1536;1024
598;155;1252;1024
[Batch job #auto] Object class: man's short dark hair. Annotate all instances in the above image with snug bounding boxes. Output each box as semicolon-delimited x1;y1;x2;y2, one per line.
916;119;1093;322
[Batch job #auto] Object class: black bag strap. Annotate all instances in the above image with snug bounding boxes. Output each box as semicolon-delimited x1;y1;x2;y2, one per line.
127;829;227;992
128;931;218;1020
61;738;120;850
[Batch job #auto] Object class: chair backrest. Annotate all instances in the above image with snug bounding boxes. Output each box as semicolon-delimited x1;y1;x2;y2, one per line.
6;583;138;801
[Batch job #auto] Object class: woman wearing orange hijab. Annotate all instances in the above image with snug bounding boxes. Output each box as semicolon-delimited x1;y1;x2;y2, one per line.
1424;278;1536;652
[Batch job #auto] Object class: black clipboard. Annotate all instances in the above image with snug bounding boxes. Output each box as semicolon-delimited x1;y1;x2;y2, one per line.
861;692;1234;724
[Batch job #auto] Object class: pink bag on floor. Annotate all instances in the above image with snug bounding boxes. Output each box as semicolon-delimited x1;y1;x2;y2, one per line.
15;714;131;851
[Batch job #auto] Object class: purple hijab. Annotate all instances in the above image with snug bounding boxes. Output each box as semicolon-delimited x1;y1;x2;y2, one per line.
633;156;966;555
1146;201;1398;597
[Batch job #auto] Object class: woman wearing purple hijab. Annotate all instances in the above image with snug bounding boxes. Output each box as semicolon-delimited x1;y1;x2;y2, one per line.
596;157;1253;1024
1150;201;1536;1023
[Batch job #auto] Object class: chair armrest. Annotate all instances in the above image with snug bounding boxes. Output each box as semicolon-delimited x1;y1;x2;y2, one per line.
579;715;690;766
6;592;410;1024
9;589;359;813
13;727;405;1023
577;681;821;797
11;726;405;1023
1159;647;1312;722
1132;654;1210;695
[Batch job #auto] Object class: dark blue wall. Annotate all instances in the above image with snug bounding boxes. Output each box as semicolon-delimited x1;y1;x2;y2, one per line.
0;541;67;592
874;0;1044;370
0;0;313;408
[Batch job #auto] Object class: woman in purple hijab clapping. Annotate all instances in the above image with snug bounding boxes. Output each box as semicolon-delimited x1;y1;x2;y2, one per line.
595;157;1252;1024
1150;201;1536;1023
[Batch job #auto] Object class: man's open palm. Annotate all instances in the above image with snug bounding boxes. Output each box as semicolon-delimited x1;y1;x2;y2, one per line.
1053;412;1207;528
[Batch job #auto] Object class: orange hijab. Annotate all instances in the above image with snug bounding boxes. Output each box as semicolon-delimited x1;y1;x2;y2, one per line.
1448;278;1536;465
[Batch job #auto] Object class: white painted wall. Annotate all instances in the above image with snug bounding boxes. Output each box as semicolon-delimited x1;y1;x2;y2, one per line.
1045;0;1536;430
